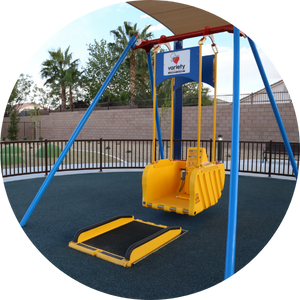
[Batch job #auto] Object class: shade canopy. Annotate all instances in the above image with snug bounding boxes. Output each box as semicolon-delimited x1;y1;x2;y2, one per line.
128;1;230;35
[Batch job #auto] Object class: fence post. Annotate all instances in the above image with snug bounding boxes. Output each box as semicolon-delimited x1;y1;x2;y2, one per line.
268;140;272;177
217;135;224;162
44;139;48;176
99;138;103;172
210;139;213;162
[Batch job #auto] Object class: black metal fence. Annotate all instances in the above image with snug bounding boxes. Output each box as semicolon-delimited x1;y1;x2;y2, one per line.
218;91;292;105
0;139;299;178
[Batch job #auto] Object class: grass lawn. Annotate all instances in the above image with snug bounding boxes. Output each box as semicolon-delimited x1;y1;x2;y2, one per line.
1;148;122;171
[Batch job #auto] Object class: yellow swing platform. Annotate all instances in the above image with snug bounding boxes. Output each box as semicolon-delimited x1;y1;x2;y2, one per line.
142;38;225;216
69;215;183;267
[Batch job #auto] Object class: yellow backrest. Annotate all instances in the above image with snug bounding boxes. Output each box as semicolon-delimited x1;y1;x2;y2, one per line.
186;147;208;168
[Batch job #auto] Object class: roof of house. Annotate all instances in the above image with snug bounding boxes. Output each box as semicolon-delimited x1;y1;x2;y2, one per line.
16;103;45;111
240;80;285;103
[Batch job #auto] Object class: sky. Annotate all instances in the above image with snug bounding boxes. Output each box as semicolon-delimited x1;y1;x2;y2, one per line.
21;2;282;95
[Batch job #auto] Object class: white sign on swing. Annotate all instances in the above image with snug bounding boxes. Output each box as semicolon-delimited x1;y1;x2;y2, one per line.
163;49;191;76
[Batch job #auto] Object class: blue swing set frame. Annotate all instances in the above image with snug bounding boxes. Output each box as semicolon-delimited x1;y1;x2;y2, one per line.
19;25;298;280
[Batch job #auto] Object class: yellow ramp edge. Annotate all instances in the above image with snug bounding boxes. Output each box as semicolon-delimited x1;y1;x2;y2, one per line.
69;215;183;267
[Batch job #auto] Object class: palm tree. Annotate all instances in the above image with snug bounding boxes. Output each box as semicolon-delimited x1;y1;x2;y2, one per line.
109;22;153;105
134;47;153;100
65;65;84;109
40;46;79;109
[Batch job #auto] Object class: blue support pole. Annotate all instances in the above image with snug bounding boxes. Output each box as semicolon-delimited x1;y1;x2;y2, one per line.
224;26;241;279
147;51;164;159
20;36;138;227
173;40;183;159
248;37;298;179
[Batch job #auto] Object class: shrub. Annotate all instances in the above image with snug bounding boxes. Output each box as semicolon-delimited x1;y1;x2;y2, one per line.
35;144;62;158
7;110;20;141
1;145;24;154
1;154;25;165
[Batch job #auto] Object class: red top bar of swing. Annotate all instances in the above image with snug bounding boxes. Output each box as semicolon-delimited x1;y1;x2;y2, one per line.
134;25;245;53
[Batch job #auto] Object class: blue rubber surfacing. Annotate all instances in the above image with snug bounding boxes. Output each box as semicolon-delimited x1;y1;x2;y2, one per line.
4;172;296;299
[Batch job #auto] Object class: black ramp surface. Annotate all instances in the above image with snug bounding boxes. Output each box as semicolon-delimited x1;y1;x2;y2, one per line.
4;172;296;299
83;221;163;257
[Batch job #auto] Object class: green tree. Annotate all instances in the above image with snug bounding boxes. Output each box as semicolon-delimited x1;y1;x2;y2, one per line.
182;82;212;106
7;109;20;140
15;74;35;102
2;72;49;115
1;77;18;115
29;107;41;140
32;85;52;109
84;39;130;105
157;79;172;101
2;72;34;115
134;48;153;101
5;77;18;102
109;22;154;105
40;46;79;109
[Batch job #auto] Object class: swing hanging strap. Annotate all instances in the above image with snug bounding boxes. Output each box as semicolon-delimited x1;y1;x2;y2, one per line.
197;37;206;167
198;36;218;166
212;42;218;164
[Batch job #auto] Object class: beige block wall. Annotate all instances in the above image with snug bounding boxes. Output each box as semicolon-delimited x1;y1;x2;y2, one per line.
1;103;299;142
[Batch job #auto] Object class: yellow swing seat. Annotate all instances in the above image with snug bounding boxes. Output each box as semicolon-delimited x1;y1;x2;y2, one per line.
142;147;225;216
143;38;225;216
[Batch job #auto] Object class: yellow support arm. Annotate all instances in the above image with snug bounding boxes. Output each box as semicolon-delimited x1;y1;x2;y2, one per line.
197;37;206;167
170;77;175;161
152;46;161;163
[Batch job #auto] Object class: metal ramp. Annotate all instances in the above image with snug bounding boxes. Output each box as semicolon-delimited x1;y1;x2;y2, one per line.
69;215;184;267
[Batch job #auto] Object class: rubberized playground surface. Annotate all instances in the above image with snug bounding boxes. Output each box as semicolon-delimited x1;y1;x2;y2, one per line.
5;172;295;299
